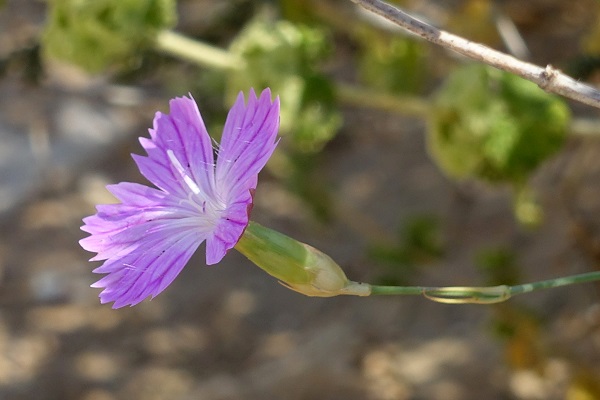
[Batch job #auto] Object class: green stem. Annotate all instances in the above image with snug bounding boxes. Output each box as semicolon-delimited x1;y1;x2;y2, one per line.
369;285;426;296
369;271;600;304
370;284;511;304
336;82;430;117
509;271;600;296
155;30;244;70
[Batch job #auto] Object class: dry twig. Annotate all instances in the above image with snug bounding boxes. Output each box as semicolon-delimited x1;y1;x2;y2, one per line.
350;0;600;110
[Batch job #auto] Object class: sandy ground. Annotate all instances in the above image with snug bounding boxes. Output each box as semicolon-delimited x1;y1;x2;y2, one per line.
1;0;600;399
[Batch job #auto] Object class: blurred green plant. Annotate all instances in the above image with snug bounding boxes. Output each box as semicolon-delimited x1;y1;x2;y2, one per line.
0;44;43;84
287;153;333;221
575;8;600;80
370;214;443;285
428;64;570;185
278;0;315;23
43;0;176;72
357;28;427;95
39;0;578;228
227;17;341;153
476;246;520;286
491;305;543;369
581;8;600;55
428;64;570;225
446;0;500;47
568;55;600;81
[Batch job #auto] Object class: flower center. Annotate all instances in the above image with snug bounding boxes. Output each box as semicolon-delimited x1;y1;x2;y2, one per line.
166;149;224;223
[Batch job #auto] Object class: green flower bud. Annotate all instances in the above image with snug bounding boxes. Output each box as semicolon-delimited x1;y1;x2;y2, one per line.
235;222;370;297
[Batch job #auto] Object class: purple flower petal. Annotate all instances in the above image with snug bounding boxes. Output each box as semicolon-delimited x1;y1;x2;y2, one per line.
205;190;253;264
92;227;202;308
135;96;216;200
216;89;280;202
202;89;279;264
80;88;280;308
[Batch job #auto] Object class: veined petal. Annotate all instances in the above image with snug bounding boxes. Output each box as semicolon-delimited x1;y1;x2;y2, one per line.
79;182;196;261
216;88;280;202
82;218;180;262
107;182;170;207
132;153;186;199
222;136;279;200
91;227;203;308
205;191;253;264
80;183;175;238
135;96;216;200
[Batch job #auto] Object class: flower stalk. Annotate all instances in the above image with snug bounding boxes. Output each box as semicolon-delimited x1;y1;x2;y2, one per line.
363;271;600;304
235;222;600;304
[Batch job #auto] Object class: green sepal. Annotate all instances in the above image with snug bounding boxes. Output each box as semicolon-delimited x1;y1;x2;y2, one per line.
235;222;370;297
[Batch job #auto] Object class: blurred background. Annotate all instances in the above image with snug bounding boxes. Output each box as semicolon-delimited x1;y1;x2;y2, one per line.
1;0;600;399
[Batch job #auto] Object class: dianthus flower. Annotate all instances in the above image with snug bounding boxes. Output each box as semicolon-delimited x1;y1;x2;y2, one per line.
80;89;280;308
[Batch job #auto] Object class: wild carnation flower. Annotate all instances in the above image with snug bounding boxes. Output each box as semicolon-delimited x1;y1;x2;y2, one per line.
80;88;280;308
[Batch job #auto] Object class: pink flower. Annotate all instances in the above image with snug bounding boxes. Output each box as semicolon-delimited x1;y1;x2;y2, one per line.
80;89;280;308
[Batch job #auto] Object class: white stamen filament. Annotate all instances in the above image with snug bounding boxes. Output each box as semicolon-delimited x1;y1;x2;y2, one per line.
167;149;201;195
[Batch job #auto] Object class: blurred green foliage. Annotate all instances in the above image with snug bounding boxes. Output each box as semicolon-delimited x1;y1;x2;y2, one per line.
287;153;333;221
43;0;176;72
428;64;570;186
227;17;341;153
568;55;600;81
576;9;600;80
476;246;520;286
582;10;600;54
357;29;427;94
225;15;343;218
0;45;43;84
513;186;543;227
491;304;543;369
446;0;499;47
278;0;314;23
370;215;443;285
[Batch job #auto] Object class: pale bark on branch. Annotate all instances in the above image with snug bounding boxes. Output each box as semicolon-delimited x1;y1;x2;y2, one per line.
350;0;600;110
